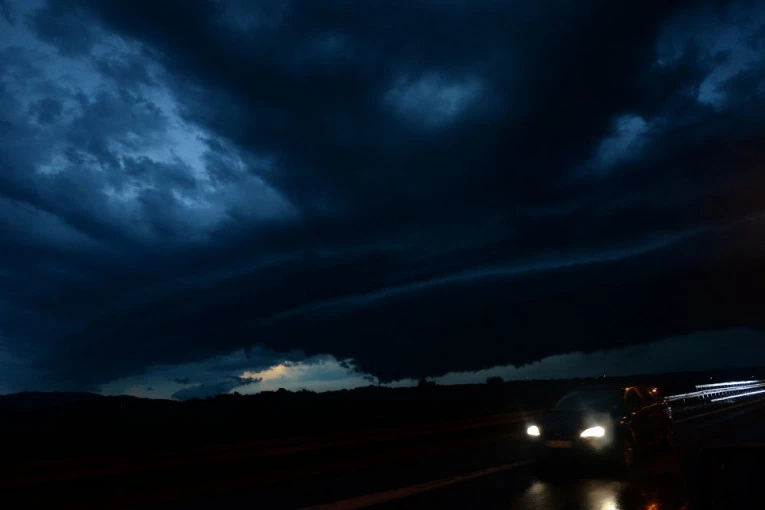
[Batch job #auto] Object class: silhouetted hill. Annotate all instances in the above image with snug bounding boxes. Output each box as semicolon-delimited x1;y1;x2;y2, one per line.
0;391;107;411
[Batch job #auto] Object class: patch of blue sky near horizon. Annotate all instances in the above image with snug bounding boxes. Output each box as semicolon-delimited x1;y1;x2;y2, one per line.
99;349;413;400
234;356;377;394
656;2;765;108
99;347;306;399
99;350;383;400
0;1;295;246
434;328;765;385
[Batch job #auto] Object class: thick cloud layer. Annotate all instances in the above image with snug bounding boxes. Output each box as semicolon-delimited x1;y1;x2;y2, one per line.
2;0;765;391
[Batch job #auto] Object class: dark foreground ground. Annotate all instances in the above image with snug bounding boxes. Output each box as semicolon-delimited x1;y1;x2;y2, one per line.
3;393;765;509
4;368;765;510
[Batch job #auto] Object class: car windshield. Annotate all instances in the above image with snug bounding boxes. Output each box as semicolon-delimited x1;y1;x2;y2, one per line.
552;389;620;412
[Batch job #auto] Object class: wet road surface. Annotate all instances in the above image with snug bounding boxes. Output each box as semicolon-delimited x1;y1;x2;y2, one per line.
365;451;684;510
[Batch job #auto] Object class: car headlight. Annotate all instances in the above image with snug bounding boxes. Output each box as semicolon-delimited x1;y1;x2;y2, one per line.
526;425;540;436
580;425;606;438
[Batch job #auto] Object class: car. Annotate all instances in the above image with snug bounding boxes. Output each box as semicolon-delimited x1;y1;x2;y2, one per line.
526;384;674;469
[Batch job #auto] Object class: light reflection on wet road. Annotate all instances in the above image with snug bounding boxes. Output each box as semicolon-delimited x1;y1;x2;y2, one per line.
503;452;685;510
515;479;637;510
373;451;687;510
506;473;678;510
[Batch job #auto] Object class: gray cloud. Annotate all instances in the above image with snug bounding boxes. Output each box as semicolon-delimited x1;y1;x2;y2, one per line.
29;97;63;124
1;0;765;392
0;1;12;25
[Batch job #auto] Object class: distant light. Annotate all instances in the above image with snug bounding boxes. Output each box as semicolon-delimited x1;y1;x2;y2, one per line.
527;425;540;436
580;426;606;438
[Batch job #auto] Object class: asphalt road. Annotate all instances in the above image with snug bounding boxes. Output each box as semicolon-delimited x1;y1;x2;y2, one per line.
3;399;765;509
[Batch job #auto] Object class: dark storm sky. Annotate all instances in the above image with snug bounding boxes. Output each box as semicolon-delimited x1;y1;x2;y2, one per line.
3;0;765;397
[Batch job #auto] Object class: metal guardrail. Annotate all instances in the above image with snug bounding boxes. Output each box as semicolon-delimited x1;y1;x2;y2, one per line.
695;380;760;389
709;387;765;402
667;379;765;403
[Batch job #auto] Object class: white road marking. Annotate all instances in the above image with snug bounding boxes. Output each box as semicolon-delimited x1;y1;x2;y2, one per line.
298;460;530;510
